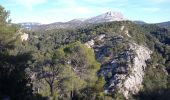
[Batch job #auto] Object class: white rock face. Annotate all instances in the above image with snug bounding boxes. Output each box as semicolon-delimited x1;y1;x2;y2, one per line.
125;30;131;37
85;40;94;48
120;25;125;31
95;34;105;41
85;34;105;48
120;43;152;98
120;25;131;37
103;11;124;21
21;33;29;41
99;42;152;99
86;11;125;23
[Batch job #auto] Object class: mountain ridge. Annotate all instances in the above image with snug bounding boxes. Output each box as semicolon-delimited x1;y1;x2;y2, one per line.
18;11;170;31
19;11;126;30
156;21;170;28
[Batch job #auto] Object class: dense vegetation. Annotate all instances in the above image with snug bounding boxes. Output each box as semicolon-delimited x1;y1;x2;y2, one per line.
132;24;170;100
0;5;33;99
0;5;170;100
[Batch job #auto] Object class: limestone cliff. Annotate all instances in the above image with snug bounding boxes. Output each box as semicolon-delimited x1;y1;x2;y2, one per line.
104;43;152;99
85;34;152;99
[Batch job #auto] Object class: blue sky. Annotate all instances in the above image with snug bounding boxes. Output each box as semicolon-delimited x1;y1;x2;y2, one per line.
0;0;170;24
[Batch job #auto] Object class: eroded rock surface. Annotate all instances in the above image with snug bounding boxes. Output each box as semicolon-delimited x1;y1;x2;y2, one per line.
88;35;152;99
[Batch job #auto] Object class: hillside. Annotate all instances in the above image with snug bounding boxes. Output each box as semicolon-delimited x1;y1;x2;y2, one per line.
20;21;170;100
1;5;170;100
19;11;126;31
156;21;170;28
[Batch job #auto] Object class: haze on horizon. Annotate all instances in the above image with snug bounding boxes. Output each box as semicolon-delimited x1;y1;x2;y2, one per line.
0;0;170;24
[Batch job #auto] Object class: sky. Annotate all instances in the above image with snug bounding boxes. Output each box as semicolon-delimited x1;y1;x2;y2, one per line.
0;0;170;24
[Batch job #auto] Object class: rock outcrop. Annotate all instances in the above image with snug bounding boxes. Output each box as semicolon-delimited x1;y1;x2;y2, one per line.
84;40;94;48
108;43;152;99
21;33;29;41
86;34;152;99
85;34;105;48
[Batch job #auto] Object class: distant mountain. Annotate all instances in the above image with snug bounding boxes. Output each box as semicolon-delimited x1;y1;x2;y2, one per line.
19;22;41;30
68;11;125;23
85;11;125;23
156;21;170;28
19;11;126;30
133;21;147;25
68;18;87;23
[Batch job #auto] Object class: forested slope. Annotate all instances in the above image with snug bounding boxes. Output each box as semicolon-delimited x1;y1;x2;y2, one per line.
0;5;170;100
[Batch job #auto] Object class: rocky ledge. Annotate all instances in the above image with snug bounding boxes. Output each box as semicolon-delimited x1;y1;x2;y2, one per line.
85;34;152;99
99;41;152;99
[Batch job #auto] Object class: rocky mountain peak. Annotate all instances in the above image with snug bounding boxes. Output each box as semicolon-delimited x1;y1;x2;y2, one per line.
19;11;126;30
104;11;124;20
86;11;125;23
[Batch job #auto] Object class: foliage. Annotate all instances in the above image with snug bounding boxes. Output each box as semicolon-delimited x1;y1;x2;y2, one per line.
133;24;170;100
1;4;170;100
